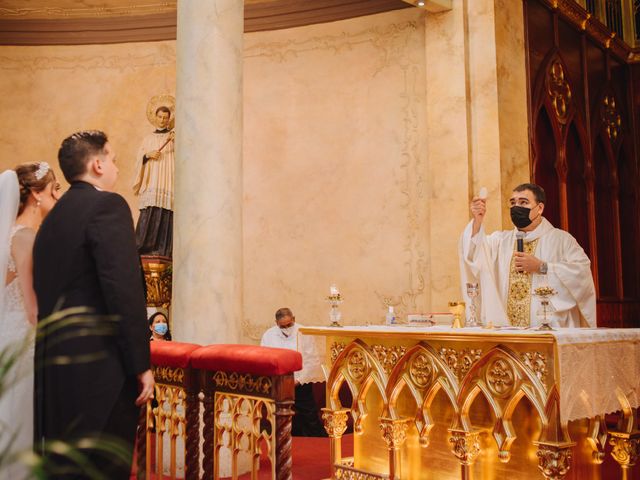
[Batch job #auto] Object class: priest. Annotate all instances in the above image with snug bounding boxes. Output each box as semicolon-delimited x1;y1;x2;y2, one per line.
459;183;596;328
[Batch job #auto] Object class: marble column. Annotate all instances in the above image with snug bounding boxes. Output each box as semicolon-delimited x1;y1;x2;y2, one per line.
173;0;244;345
424;0;530;311
424;0;472;309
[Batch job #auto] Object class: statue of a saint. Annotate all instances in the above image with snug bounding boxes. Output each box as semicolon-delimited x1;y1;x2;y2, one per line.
132;94;175;258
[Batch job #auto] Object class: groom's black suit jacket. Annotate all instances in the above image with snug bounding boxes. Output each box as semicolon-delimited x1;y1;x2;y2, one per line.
33;181;150;445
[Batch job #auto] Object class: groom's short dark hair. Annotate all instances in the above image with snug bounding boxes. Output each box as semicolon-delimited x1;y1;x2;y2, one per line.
58;130;108;183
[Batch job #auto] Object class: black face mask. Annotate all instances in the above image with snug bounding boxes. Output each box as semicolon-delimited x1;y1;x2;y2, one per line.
510;205;533;229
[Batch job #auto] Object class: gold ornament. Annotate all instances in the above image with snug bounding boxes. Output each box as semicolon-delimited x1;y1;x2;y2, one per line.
535;443;573;480
521;351;548;384
486;358;516;397
346;350;368;382
379;417;411;449
547;60;572;124
371;344;407;375
322;408;349;438
449;430;481;466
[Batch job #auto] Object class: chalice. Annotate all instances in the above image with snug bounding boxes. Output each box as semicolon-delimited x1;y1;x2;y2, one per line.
465;282;480;327
448;301;465;329
534;286;557;331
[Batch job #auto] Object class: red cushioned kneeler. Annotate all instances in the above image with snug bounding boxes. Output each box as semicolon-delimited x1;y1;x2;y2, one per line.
190;344;302;375
150;340;201;368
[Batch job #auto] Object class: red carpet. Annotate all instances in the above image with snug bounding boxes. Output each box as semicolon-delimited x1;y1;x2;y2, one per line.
132;434;353;480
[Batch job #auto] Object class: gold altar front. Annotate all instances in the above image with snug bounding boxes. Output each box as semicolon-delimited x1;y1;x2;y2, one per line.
300;326;640;480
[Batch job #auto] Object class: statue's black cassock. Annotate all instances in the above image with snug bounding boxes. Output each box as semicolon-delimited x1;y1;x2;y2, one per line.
33;181;150;478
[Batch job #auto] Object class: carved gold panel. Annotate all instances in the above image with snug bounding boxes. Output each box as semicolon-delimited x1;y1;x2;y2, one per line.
141;257;172;308
147;383;186;479
309;330;639;479
213;392;276;480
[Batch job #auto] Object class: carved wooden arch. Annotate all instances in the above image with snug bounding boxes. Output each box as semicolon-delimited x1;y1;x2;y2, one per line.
564;117;593;186
326;339;388;434
531;50;579;180
384;343;460;447
455;345;548;462
591;84;624;190
532;106;564;183
531;50;578;128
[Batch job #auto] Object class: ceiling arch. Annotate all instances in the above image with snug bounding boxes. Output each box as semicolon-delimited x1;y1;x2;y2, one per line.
0;0;411;45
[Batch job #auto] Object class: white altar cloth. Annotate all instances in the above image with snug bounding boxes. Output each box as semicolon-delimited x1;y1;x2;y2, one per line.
300;325;640;423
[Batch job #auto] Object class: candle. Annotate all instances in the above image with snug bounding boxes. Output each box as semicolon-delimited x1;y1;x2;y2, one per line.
330;285;339;295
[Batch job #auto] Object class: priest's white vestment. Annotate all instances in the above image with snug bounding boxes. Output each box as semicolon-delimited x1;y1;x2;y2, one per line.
459;217;596;328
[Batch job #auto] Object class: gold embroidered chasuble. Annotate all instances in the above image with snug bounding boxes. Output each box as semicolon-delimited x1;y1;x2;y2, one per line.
506;239;539;327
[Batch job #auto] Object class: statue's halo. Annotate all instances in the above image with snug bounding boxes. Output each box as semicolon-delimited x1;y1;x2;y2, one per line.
146;94;176;129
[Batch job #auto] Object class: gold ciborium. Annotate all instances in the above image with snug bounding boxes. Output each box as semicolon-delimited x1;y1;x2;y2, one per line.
533;286;557;331
448;301;465;329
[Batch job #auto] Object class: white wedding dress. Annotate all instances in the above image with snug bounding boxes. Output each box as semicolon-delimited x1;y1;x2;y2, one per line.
0;173;34;479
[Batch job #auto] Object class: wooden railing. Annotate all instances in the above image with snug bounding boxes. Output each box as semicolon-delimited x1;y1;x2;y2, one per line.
575;0;638;46
136;341;302;480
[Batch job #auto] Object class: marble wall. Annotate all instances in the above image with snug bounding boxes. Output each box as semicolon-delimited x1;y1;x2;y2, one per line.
0;1;530;343
0;41;177;222
242;8;430;339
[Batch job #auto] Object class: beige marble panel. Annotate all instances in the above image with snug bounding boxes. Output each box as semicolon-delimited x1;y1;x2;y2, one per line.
423;0;471;312
494;0;531;227
465;0;504;233
0;41;176;223
242;8;429;340
423;0;531;311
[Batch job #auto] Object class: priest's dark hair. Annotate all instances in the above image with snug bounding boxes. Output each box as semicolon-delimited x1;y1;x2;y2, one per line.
275;307;293;321
513;183;546;204
58;130;108;183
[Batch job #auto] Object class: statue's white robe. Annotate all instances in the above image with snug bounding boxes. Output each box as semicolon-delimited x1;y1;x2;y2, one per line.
132;130;174;211
459;217;596;328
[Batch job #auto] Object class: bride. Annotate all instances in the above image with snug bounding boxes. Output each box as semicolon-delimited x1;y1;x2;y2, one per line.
0;163;60;477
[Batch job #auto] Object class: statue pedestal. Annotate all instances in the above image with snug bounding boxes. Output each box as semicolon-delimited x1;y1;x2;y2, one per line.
141;255;172;308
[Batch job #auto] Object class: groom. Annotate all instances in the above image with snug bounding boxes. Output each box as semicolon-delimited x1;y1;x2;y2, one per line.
33;130;154;478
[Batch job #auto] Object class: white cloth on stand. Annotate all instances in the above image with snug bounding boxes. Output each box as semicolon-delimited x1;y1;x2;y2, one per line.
459;217;596;328
260;323;326;384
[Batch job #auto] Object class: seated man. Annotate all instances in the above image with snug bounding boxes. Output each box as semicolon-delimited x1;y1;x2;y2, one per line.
261;307;326;436
459;183;596;328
